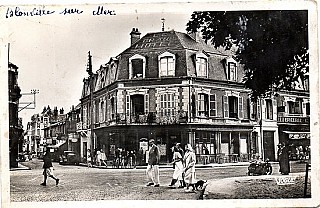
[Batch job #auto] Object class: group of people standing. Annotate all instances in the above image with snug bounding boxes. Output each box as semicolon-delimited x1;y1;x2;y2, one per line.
146;139;197;192
86;149;108;168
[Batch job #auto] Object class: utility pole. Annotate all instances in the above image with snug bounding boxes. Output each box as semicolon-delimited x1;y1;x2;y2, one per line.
86;51;94;156
161;18;165;32
19;89;39;112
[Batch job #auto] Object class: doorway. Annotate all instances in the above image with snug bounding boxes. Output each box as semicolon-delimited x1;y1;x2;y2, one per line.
263;131;275;161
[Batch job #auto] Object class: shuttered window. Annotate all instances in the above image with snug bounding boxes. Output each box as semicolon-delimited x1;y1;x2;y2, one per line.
238;97;243;119
145;94;149;114
209;94;216;117
223;96;229;118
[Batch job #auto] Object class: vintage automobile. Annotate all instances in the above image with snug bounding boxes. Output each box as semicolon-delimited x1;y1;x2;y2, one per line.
59;151;80;165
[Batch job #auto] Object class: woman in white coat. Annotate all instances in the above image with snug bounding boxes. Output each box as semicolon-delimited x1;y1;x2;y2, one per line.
183;144;196;192
168;146;184;188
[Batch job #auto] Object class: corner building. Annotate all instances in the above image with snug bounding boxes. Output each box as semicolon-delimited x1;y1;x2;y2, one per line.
78;29;257;163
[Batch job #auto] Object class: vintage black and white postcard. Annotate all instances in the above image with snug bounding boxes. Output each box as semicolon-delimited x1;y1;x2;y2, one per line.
1;0;319;208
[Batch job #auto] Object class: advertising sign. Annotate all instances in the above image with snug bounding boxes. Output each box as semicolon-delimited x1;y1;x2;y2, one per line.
139;141;148;153
159;144;166;156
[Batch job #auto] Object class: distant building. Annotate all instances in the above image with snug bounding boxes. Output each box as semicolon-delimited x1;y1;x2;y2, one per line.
9;62;23;168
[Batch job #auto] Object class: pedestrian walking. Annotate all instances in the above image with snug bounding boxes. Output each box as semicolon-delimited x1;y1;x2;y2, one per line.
176;143;186;187
169;146;184;188
96;149;101;166
277;142;290;175
87;149;92;168
183;144;196;192
100;149;108;167
146;139;160;187
138;147;144;165
40;148;60;186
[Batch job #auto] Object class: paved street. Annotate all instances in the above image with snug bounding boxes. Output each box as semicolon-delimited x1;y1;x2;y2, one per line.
10;159;307;202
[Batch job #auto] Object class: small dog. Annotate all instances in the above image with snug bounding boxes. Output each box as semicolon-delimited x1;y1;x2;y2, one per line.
195;180;207;190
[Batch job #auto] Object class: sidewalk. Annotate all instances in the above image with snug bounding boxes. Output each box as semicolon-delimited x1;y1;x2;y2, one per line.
79;161;254;169
203;172;308;199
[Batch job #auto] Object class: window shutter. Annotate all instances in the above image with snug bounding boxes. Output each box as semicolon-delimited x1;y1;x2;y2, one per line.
195;57;199;76
191;94;196;117
145;94;149;114
129;61;132;79
238;97;243;119
257;100;261;119
273;100;277;120
92;103;96;124
223;96;229;118
126;95;130;116
209;94;216;117
195;93;199;116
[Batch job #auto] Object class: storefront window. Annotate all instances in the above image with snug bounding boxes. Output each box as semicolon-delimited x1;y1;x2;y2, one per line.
195;131;216;155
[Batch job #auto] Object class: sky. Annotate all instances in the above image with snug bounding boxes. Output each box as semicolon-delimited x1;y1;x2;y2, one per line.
5;3;193;128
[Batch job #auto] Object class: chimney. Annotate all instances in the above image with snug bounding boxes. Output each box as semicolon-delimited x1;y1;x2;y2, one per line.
130;28;141;46
189;31;201;43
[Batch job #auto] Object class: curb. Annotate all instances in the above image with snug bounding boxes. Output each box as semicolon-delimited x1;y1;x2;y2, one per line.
10;163;31;171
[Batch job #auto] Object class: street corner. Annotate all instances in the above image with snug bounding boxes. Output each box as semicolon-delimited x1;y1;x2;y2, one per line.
204;177;236;199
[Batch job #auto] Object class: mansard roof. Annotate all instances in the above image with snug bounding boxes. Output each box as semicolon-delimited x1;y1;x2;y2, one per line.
122;30;226;55
80;29;245;99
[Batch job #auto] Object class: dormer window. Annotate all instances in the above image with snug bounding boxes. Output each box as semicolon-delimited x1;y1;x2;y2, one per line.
196;53;208;77
129;54;146;79
225;57;238;81
159;51;175;77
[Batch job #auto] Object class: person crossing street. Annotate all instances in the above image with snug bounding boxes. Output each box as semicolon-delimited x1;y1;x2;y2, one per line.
146;139;160;187
40;148;60;186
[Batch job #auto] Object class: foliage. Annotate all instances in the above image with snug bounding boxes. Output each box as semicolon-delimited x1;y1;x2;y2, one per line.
186;11;308;98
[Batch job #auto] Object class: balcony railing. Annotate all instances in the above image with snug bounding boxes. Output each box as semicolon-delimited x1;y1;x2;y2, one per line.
277;116;310;124
116;111;188;125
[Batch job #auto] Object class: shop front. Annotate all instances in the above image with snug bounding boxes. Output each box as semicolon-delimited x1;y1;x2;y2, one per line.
94;125;188;164
192;126;254;164
278;125;310;161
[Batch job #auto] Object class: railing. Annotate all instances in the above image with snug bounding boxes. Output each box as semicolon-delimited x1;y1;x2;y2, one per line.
304;163;311;197
76;122;83;130
116;111;188;125
277;116;310;124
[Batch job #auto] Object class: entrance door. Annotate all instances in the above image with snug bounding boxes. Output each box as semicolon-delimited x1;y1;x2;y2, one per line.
83;142;87;158
263;131;275;161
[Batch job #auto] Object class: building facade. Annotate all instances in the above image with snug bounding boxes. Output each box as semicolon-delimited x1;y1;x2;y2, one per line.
9;62;23;168
78;28;260;163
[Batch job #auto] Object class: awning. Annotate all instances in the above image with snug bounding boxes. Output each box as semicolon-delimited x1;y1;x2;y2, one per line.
283;131;310;139
47;142;66;148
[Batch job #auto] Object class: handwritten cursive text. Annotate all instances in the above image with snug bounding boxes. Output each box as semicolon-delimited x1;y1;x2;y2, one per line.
92;6;116;16
6;6;55;18
60;8;83;15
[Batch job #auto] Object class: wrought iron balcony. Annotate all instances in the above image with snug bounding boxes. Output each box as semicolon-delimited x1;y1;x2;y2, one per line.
116;111;188;125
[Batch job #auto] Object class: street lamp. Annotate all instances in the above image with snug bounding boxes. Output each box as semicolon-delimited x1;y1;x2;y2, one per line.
86;51;94;157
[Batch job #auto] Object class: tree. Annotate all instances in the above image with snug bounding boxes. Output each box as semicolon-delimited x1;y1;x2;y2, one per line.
186;11;308;99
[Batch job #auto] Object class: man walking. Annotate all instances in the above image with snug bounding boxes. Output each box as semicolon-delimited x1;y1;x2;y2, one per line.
41;148;60;186
146;139;160;187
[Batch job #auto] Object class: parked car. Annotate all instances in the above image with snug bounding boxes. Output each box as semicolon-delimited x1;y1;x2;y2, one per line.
17;153;28;162
59;151;80;165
